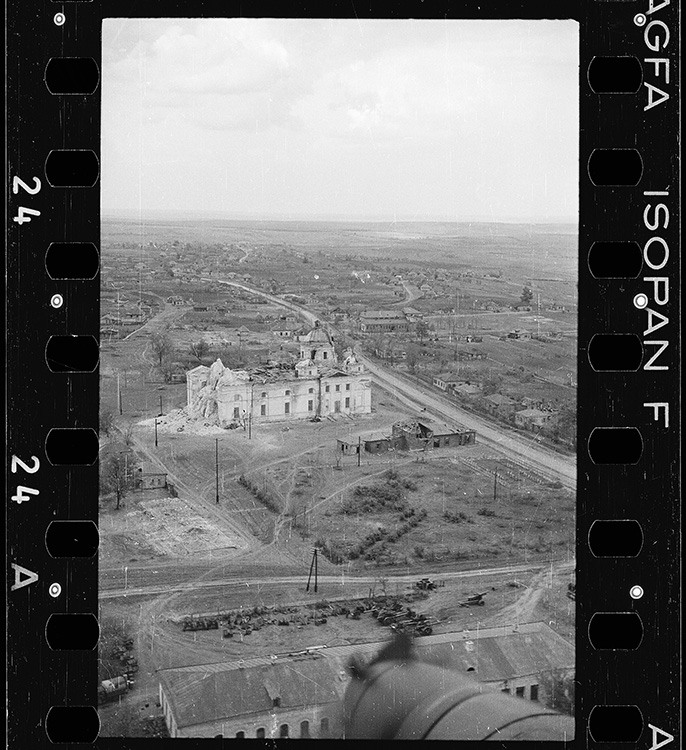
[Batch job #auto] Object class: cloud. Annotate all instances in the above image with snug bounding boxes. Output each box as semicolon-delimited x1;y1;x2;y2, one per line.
104;19;291;131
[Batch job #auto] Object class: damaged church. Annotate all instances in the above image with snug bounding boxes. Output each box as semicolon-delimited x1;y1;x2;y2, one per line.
186;323;372;427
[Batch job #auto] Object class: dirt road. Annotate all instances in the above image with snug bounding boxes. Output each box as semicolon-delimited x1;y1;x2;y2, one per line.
100;562;547;601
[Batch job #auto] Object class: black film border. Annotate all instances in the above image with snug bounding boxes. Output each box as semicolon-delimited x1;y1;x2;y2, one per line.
6;1;681;748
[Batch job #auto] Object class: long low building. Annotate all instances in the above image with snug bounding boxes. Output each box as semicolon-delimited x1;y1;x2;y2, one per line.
337;419;476;455
158;622;574;739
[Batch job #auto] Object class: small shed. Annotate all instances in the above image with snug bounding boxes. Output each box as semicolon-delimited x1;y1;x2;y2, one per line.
136;462;167;490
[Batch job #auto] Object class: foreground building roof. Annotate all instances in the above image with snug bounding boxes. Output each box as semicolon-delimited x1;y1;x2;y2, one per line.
159;623;573;731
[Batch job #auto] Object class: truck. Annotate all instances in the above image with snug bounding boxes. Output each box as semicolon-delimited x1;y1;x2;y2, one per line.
97;675;130;705
415;578;437;591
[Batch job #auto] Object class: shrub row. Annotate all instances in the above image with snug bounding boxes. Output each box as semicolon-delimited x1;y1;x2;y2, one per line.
340;469;417;515
238;475;280;514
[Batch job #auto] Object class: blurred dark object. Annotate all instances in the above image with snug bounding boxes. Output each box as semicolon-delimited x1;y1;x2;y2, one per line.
344;633;574;740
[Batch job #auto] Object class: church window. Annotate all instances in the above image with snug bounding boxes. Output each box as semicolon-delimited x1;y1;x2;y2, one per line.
256;728;265;738
320;718;329;736
346;383;351;390
300;721;310;738
235;731;245;738
516;686;525;697
260;404;266;416
335;384;340;392
308;401;313;412
261;392;267;398
284;403;290;414
233;407;240;419
308;388;314;394
279;724;289;738
285;390;291;396
325;385;330;392
323;352;328;359
345;398;350;408
530;684;539;701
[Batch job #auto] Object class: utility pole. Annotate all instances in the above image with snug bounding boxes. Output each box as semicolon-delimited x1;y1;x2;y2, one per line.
357;435;361;467
306;548;318;593
493;469;498;504
117;373;123;415
215;438;220;504
248;381;253;440
159;394;163;416
154;418;158;447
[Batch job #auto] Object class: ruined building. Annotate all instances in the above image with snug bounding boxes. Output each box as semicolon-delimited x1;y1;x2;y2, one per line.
186;323;372;426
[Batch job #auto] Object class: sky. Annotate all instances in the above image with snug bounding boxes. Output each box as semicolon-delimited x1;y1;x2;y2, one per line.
102;18;578;223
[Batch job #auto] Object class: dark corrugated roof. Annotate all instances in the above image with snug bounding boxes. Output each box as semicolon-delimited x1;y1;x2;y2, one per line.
160;657;341;729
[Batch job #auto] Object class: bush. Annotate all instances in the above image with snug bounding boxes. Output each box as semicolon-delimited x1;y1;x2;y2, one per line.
444;510;470;524
478;507;497;517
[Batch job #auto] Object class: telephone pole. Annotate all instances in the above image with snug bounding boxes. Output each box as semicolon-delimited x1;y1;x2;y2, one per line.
215;438;220;504
154;418;158;448
306;548;319;593
493;469;498;504
159;394;163;415
357;435;361;467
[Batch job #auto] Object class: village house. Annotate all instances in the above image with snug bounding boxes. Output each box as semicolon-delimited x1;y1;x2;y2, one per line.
402;307;424;322
507;329;532;340
158;622;574;739
514;408;558;430
187;323;371;426
520;396;545;410
458;348;487;361
359;310;409;333
135;462;167;490
451;381;483;398
483;393;517;417
432;372;463;392
272;322;304;339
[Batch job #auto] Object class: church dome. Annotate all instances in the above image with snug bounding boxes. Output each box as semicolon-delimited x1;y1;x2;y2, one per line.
304;322;333;345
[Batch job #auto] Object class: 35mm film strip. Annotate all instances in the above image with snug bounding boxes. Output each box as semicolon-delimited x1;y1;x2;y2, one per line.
6;0;680;747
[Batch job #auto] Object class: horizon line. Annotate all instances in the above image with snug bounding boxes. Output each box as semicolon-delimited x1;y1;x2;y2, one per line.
102;210;578;226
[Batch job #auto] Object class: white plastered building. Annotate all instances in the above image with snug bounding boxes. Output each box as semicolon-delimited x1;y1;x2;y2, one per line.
186;323;371;427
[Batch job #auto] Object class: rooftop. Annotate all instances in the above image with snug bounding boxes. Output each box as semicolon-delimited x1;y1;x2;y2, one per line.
361;310;407;319
159;623;573;729
485;394;516;405
159;656;342;729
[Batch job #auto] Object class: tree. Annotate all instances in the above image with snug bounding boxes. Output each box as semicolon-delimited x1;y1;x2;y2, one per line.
415;320;429;341
122;420;135;446
405;344;420;374
189;339;209;363
520;286;534;306
150;331;174;369
99;409;115;437
160;355;176;384
482;374;502;396
101;453;129;510
540;669;575;716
